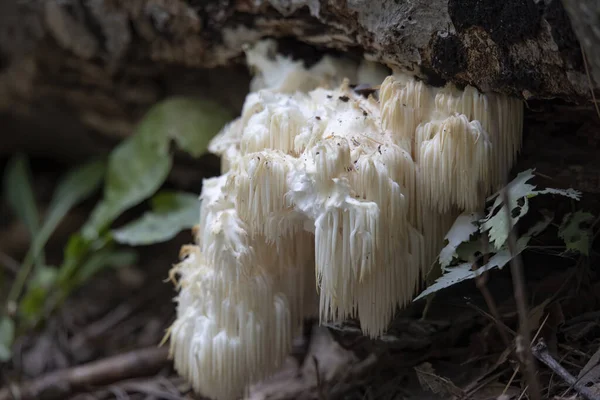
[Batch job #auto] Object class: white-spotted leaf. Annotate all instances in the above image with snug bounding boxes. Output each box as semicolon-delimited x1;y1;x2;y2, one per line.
482;169;581;250
439;212;482;269
415;236;530;301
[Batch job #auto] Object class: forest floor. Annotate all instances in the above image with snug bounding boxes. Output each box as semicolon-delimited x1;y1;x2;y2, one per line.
1;159;600;400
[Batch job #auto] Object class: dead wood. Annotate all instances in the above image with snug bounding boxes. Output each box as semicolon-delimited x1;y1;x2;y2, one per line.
532;339;600;400
0;346;169;400
0;0;597;160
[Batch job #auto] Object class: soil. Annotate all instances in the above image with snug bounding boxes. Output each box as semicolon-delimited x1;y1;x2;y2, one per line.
1;150;600;400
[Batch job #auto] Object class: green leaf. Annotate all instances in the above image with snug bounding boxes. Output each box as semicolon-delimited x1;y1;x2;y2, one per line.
559;211;595;255
481;169;581;250
57;232;115;286
19;266;59;322
415;236;530;301
112;191;200;246
29;265;58;289
3;154;40;237
6;161;106;308
438;212;482;269
136;97;233;158
75;249;138;286
82;135;172;240
19;286;48;324
536;187;581;200
455;240;484;263
81;96;230;240
51;160;106;213
0;316;14;362
3;154;44;266
32;160;106;258
57;233;90;284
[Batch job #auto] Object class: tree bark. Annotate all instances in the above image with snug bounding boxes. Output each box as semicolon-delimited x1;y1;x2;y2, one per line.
0;0;598;193
561;0;600;87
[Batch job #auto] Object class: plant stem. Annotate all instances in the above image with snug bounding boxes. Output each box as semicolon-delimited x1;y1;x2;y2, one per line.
502;188;542;400
4;253;35;316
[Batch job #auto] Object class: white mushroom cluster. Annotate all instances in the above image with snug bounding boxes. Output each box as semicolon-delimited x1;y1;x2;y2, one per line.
168;41;524;400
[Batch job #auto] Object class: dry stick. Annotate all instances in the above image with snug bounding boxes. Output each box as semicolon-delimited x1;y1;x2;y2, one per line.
110;380;183;400
501;188;542;400
70;282;171;351
0;347;169;400
502;314;550;398
532;339;600;400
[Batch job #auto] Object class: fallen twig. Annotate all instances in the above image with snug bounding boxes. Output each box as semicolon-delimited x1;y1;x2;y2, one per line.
0;346;169;400
531;339;600;400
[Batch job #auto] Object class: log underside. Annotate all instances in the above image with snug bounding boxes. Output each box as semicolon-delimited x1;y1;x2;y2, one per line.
0;0;599;195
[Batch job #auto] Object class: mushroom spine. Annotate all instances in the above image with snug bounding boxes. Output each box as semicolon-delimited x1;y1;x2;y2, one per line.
168;40;524;400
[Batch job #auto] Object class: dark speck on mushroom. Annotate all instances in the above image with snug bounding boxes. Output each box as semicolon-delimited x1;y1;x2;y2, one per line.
327;95;332;99
353;84;377;98
316;116;321;120
339;96;350;102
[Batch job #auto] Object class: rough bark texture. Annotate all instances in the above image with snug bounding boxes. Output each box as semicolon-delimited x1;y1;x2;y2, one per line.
0;0;599;193
561;0;600;86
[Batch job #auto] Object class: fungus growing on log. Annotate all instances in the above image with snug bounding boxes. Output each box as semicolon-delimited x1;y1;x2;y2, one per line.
167;41;524;400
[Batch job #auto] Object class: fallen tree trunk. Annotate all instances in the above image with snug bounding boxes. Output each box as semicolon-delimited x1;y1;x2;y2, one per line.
0;0;590;155
0;0;598;192
2;0;593;99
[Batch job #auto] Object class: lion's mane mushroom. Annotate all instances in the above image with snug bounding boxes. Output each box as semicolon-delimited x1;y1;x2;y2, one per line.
167;41;524;400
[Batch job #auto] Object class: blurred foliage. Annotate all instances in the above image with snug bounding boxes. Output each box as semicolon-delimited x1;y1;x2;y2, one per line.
0;96;231;362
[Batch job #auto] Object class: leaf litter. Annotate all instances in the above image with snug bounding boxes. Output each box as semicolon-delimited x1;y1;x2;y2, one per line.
2;161;600;400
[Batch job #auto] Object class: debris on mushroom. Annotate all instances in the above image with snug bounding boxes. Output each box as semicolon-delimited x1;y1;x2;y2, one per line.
167;40;524;400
